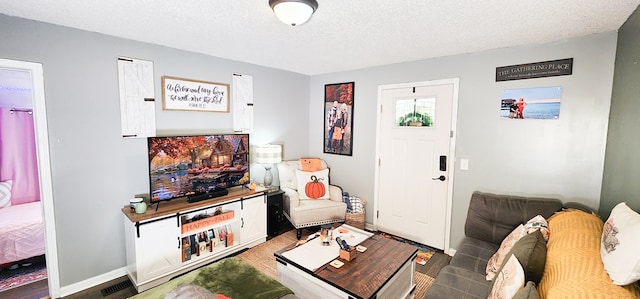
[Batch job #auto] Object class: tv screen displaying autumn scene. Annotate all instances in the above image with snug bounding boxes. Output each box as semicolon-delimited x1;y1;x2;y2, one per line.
147;134;250;202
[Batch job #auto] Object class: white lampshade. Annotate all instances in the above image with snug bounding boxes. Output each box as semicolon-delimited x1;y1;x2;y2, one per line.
269;0;318;26
254;144;282;164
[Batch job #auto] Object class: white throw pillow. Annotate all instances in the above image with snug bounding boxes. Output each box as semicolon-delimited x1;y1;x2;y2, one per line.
0;180;12;208
488;254;525;299
601;202;640;285
295;169;330;200
486;224;526;281
524;214;550;241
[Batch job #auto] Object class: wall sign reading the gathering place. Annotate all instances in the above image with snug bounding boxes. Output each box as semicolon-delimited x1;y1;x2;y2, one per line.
161;76;230;112
496;58;573;82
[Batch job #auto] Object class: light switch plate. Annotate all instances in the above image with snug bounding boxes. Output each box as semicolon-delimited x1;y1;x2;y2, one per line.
460;159;469;170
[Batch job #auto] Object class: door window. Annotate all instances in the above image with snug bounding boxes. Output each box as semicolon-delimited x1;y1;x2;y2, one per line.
394;98;436;127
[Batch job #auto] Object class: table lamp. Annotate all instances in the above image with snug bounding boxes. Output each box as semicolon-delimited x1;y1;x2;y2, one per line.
254;144;282;188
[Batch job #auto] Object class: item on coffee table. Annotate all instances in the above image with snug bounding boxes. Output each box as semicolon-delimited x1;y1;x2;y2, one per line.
340;246;357;261
330;260;344;268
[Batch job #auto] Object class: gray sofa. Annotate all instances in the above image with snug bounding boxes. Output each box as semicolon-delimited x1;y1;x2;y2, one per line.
424;191;565;298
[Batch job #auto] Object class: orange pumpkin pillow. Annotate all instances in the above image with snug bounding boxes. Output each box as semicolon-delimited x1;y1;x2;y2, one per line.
295;169;330;200
300;158;323;172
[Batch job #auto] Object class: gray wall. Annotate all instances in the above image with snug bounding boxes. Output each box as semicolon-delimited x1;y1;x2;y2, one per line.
0;14;309;286
0;11;624;289
310;32;618;250
601;7;640;218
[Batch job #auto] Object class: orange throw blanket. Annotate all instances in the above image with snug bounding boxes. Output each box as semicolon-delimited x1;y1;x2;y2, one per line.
538;210;640;298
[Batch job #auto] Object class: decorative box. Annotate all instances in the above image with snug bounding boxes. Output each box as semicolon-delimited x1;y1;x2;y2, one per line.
339;246;357;261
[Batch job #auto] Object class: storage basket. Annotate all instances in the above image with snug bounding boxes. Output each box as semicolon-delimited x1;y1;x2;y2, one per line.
345;197;366;230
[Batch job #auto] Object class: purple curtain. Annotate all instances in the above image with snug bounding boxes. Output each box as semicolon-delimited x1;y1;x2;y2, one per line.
0;107;40;205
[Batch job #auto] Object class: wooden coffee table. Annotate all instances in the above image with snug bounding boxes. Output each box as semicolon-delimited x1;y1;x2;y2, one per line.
275;226;418;299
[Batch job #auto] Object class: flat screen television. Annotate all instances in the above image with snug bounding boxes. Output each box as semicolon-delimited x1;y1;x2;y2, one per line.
147;133;250;203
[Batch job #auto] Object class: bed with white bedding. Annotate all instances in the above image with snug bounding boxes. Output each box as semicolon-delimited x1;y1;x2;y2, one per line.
0;201;45;265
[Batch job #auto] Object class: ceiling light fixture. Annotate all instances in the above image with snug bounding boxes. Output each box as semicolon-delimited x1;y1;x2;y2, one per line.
269;0;318;26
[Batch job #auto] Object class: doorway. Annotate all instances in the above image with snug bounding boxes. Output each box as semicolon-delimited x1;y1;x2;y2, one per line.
374;79;458;253
0;58;60;297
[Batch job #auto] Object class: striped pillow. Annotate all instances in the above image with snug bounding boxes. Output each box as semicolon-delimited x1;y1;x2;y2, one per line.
0;180;12;208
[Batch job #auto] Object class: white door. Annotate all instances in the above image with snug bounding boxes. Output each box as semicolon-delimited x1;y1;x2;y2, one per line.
375;79;458;251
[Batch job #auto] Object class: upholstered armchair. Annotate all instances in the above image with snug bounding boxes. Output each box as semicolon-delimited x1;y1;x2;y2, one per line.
276;159;347;239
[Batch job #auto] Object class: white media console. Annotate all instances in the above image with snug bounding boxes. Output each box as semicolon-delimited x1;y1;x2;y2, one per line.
121;188;267;292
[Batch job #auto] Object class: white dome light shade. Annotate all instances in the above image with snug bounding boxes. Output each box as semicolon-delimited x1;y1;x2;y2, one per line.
269;0;318;26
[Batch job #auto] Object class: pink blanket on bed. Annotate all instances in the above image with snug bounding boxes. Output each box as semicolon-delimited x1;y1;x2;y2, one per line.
0;202;45;265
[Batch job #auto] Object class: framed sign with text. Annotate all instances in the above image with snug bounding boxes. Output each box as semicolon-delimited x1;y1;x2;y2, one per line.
161;76;230;112
496;58;573;82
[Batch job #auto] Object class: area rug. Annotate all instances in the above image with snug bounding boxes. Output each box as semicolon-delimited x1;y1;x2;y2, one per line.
237;230;301;279
238;229;436;296
130;257;293;299
415;272;435;299
0;264;47;292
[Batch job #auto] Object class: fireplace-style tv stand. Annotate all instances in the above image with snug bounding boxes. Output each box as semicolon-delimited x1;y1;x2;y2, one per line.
121;187;267;292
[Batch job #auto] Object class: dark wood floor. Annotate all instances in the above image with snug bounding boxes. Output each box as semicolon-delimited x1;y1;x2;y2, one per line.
1;275;137;299
2;229;451;299
64;276;137;299
1;252;451;299
418;251;451;277
1;279;49;299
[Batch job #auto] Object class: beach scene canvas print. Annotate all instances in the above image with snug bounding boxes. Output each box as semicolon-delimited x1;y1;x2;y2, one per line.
500;86;562;120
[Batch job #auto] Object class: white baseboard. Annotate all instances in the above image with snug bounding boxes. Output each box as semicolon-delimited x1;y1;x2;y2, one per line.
445;248;456;257
364;222;375;231
58;267;128;298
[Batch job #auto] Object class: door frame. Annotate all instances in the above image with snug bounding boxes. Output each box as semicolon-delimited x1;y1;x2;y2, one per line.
0;58;61;297
373;78;459;255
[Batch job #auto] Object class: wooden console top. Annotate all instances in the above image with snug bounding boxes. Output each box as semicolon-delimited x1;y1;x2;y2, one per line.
121;188;266;223
315;235;417;298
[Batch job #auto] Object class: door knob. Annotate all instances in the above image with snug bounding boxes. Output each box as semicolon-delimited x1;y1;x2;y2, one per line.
432;175;446;181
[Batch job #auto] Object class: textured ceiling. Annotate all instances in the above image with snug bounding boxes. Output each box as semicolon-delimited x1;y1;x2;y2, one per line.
1;1;639;75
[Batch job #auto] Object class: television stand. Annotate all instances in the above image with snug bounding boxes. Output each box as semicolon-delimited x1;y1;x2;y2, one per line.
188;188;229;203
121;188;267;292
